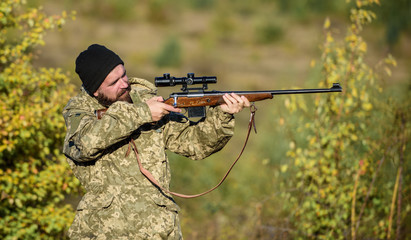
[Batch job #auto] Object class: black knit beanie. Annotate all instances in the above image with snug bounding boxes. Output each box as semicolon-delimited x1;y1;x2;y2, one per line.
75;44;124;95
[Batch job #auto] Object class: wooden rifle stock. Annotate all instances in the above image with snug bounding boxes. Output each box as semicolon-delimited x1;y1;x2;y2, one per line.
163;92;273;108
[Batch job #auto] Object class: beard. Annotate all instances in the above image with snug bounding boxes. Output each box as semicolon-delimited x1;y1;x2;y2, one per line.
95;86;132;107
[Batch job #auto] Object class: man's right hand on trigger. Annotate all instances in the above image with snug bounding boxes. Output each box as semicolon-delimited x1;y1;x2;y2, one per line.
146;96;181;122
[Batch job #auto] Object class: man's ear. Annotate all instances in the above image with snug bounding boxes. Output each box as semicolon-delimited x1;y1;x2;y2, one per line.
93;91;98;97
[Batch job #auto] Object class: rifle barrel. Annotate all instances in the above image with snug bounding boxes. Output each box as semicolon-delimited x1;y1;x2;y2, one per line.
169;83;342;98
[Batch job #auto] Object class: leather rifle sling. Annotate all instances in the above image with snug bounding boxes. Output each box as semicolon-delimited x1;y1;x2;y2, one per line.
96;105;257;199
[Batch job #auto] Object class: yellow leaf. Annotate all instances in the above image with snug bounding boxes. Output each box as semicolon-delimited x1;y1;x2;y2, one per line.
359;42;367;52
324;17;331;29
15;198;23;208
309;137;316;146
310;59;316;68
384;67;392;76
326;33;334;43
346;97;353;107
281;164;288;173
352;88;358;97
362;103;373;111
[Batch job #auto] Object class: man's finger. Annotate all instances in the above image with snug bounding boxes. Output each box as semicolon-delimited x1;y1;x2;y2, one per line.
163;103;182;113
241;96;251;107
229;93;244;103
223;94;234;106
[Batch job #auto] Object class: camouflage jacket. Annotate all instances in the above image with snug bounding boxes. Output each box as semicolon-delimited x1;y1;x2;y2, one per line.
63;78;235;238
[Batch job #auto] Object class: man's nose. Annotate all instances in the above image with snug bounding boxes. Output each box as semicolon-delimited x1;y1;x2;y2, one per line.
120;77;129;88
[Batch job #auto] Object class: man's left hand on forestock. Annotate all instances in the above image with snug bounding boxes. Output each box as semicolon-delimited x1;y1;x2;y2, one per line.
219;93;251;114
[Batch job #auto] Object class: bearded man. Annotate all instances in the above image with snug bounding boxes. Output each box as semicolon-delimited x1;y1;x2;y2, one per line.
63;44;249;239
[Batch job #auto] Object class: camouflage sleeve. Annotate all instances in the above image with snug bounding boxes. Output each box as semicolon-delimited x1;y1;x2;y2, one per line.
63;101;152;162
163;106;235;160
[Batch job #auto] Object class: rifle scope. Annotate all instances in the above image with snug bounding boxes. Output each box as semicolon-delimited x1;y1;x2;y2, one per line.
155;73;217;87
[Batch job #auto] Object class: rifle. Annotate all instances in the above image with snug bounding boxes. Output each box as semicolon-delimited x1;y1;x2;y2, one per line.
95;73;342;198
155;73;342;118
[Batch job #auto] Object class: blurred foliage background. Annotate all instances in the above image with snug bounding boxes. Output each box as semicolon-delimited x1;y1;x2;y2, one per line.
1;0;410;239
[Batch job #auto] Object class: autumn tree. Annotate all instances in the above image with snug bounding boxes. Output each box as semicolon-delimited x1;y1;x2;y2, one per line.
278;0;410;239
0;1;80;239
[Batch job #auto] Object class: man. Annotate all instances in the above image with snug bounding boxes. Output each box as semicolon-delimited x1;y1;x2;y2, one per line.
63;44;249;239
